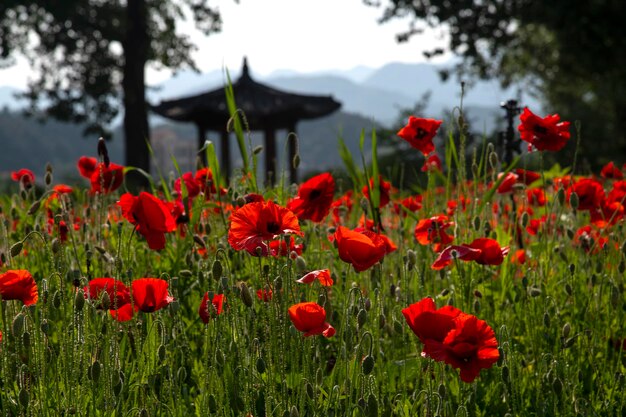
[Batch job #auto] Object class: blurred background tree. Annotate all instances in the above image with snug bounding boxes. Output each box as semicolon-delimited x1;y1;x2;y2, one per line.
366;0;626;171
0;0;229;183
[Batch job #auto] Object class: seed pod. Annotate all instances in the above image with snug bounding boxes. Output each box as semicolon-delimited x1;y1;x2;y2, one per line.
179;270;193;278
305;381;314;399
22;331;31;347
239;282;253;307
569;192;579;210
564;283;573;296
89;361;101;382
362;355;375;375
357;309;367;328
472;216;481;232
473;299;481;313
27;199;41;215
552;377;563;395
212;259;223;280
295;256;306;272
256;357;266;374
543;312;551;328
18;387;29;408
501;366;510;384
75;289;85;311
40;319;50;335
158;344;166;362
293;154;301;169
52;290;62;309
562;322;571;338
10;241;23;257
45;171;53;186
253;145;264;155
556;187;565;205
290;405;299;417
12;313;25;336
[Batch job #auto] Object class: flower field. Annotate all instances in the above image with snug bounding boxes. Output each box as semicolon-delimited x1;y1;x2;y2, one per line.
0;108;625;417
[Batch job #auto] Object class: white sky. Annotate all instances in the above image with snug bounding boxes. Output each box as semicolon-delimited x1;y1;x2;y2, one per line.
0;0;450;88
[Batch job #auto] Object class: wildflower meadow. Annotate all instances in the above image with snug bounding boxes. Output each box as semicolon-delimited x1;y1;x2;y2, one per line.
0;102;625;417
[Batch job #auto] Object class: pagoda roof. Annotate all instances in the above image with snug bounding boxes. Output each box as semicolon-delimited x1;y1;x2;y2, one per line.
151;58;341;131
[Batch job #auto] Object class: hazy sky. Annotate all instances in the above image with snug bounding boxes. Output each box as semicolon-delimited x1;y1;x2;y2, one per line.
0;0;450;88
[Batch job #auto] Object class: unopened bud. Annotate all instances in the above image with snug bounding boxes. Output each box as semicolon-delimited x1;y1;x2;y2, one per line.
253;145;263;155
239;282;253;307
569;192;579;210
295;256;306;272
556;187;565;205
75;289;85;311
10;241;23;257
357;309;367;328
520;211;530;228
212;259;223;280
489;152;499;169
362;355;375;375
562;322;571;338
12;312;25;335
406;249;417;269
27;199;41;215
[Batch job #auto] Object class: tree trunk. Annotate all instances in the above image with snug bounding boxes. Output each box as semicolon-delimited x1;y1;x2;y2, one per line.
122;0;150;189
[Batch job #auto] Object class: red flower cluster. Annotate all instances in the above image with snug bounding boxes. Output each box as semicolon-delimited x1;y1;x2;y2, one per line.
0;269;38;306
403;298;499;383
288;302;335;337
414;215;454;251
287;172;335;222
118;192;177;250
109;278;174;322
77;156;124;194
518;107;570;152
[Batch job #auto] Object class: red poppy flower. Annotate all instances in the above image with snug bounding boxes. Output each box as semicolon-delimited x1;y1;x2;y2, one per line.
199;292;225;323
527;188;547;206
77;156;124;194
574;226;609;254
0;269;38;306
510;249;527;264
514;169;541;185
84;278;130;310
422;153;443;172
362;176;392;207
118;192;177;250
402;298;463;347
334;226;387;272
194;167;226;196
518;107;571;152
174;172;201;199
567;179;605;211
287;172;335;222
11;169;35;188
465;238;509;266
426;313;500;383
256;289;273;302
394;194;423;217
414;215;454;250
600;161;623;180
228;200;303;256
297;269;333;287
397;116;442;156
288;302;335;337
496;172;519;194
431;245;482;270
132;278;174;313
590;200;624;227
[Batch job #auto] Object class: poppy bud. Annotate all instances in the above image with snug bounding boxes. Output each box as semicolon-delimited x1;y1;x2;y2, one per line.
274;276;282;291
27;199;41;215
75;289;85;311
472;216;481;232
52;290;61;309
362;355;375;375
501;365;510;384
556;187;565;205
543;312;551;328
253;145;263;155
446;296;455;306
305;381;314;399
193;234;206;248
563;336;577;349
18;387;29;408
392;319;403;334
473;299;481;313
139;409;149;417
569;192;579;209
471;162;478;178
256;357;266;374
293;154;301;169
10;240;23;257
552;378;563;395
357;309;367;328
51;238;61;254
316;368;323;385
220;276;229;290
13;312;25;336
158;344;166;362
289;405;299;417
611;285;620;308
562;322;571;338
406;249;417;269
317;293;326;308
528;286;542;297
359;197;369;213
378;314;386;329
439;288;449;297
564;283;573;296
179;270;192;278
295;256;306;272
89;361;101;382
40;319;49;335
239;282;253;307
519;211;529;228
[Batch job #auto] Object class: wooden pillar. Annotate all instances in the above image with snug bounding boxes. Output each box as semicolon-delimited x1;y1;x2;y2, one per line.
288;122;298;184
220;129;231;182
264;128;277;185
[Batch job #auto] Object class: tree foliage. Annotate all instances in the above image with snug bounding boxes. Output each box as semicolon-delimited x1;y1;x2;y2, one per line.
0;0;227;176
366;0;626;170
